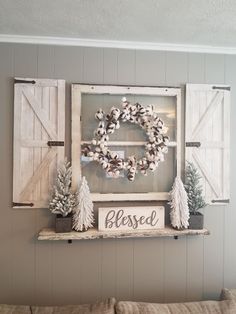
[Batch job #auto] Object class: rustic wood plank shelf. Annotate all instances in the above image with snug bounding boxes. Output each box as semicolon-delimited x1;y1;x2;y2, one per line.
38;227;210;241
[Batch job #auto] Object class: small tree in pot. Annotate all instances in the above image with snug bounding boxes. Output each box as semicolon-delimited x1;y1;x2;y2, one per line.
185;161;207;229
49;160;76;233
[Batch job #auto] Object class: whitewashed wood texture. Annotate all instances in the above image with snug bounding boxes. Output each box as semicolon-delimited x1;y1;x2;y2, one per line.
71;84;181;201
13;78;65;208
38;226;210;241
98;206;165;231
185;84;230;205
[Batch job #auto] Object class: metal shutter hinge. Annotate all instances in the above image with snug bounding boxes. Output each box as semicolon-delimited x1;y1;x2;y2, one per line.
47;141;64;147
211;199;230;203
12;202;34;207
186;142;201;148
14;79;36;84
212;86;230;91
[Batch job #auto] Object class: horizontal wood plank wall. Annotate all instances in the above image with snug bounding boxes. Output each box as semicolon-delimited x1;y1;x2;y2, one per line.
0;42;235;305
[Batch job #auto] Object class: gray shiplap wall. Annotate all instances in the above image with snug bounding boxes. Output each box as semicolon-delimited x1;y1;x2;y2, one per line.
0;43;236;306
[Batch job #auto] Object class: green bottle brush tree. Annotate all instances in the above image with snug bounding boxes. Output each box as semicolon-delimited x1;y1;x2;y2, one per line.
185;161;207;229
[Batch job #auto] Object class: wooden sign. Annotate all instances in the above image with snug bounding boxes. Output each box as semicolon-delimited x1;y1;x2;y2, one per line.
98;206;165;231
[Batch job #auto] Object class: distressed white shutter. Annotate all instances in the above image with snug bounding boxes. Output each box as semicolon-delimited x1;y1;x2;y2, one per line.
185;84;230;205
13;78;65;208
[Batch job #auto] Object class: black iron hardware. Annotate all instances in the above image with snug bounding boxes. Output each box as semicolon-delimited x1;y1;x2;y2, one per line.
47;141;64;147
14;79;36;84
12;202;34;207
211;199;230;204
212;86;230;91
186;142;201;148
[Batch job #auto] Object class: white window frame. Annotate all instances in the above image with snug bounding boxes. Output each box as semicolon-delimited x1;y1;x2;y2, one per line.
72;84;181;202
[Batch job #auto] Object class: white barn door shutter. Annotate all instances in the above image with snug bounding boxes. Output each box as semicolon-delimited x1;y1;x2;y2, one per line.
13;78;65;208
185;84;230;205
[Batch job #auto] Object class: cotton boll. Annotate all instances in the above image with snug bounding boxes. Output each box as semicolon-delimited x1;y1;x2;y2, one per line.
139;106;146;116
152;112;158;120
121;108;130;119
106;114;111;121
92;138;97;145
146;105;153;115
162;146;168;154
142;158;148;165
162;126;168;134
127;172;135;181
103;134;109;141
102;148;108;155
95;109;105;120
158;120;163;127
93;152;99;160
126;113;131;120
142;116;149;123
130;105;137;114
107;122;116;134
129;166;136;173
119;111;126;121
155;137;161;144
163;136;169;144
88;151;94;157
129;116;136;123
107;128;115;135
110;152;118;159
149;162;157;171
116;159;123;168
97;128;106;136
98;121;105;128
82;146;90;156
111;107;120;120
101;161;108;169
114;170;120;177
122;97;130;108
123;161;128;168
114;120;120;129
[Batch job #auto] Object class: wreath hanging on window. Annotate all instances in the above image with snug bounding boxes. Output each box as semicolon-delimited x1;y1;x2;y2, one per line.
82;97;169;181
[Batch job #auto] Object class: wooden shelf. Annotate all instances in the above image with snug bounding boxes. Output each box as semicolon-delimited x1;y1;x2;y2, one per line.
38;227;210;241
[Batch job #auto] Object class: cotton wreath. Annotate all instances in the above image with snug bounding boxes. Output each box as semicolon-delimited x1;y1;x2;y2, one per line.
82;97;169;181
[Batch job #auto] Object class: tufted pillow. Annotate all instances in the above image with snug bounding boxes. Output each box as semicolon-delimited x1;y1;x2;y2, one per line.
0;304;31;314
116;299;236;314
220;288;236;301
31;298;116;314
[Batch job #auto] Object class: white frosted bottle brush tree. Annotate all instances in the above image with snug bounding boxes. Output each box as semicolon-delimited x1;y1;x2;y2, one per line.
73;176;94;231
169;176;190;229
49;160;76;217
